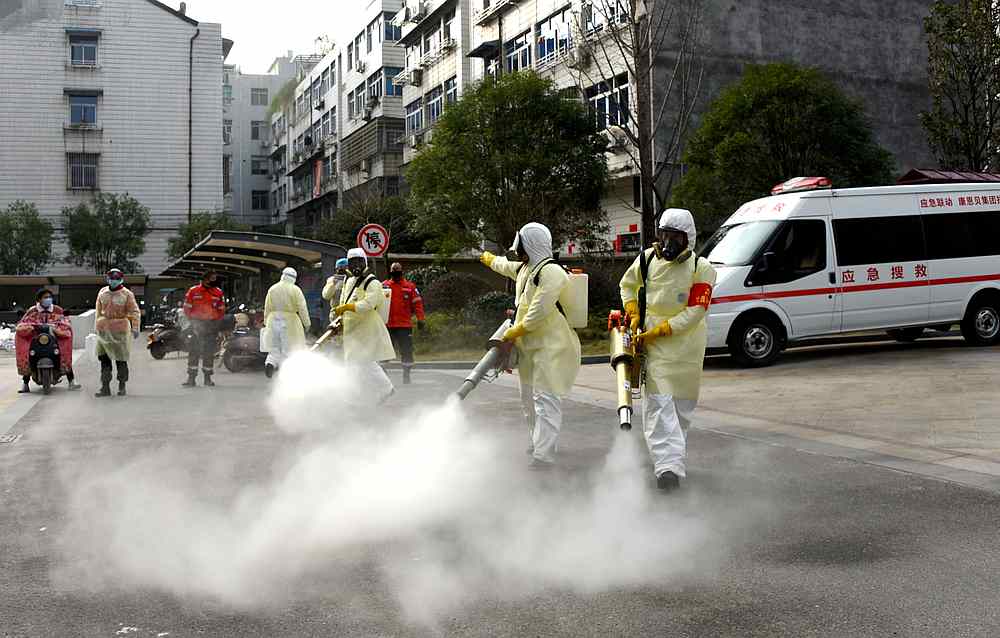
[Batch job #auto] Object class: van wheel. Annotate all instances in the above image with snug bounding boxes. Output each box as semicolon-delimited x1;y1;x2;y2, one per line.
728;313;784;367
961;294;1000;346
887;327;924;343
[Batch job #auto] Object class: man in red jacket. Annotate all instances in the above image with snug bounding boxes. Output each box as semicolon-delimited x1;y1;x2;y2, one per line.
182;271;225;388
382;262;425;384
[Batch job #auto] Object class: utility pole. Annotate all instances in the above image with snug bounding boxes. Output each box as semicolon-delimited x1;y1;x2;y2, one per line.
631;0;656;247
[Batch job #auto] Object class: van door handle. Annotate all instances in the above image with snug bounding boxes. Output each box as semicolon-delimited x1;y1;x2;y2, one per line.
828;272;836;285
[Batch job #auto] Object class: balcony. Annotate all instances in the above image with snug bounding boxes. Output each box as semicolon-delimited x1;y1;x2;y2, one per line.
392;68;410;87
473;0;521;26
419;39;456;68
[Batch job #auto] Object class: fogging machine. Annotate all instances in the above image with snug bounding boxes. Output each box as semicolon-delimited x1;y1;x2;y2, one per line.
608;309;643;431
455;317;519;400
310;316;342;352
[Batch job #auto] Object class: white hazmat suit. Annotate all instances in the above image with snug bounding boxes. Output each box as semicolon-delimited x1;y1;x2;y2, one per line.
337;248;395;401
620;208;717;480
485;223;582;464
262;267;311;370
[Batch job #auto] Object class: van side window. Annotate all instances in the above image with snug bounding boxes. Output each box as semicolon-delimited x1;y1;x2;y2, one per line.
833;215;926;266
756;219;826;285
923;211;1000;259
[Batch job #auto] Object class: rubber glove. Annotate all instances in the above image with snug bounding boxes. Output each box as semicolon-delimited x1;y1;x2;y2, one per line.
637;321;672;344
334;303;356;316
624;300;641;333
480;251;496;268
502;323;528;342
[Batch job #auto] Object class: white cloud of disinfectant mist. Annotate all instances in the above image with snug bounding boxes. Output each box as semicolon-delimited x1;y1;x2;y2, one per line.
54;351;755;624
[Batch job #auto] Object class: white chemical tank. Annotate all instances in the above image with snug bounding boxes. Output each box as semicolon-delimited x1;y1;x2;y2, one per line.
560;270;589;329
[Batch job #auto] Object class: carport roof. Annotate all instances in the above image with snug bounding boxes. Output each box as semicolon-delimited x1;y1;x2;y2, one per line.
160;231;347;278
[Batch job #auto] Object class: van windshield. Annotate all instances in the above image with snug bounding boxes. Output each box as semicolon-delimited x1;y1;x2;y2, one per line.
702;221;782;266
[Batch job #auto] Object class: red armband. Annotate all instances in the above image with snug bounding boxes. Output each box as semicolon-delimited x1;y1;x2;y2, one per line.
687;283;713;310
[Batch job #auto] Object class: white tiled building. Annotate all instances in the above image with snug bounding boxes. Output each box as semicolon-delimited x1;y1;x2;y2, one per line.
0;0;225;275
222;55;297;226
270;0;407;236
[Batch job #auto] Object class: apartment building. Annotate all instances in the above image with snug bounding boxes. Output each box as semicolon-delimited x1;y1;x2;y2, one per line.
392;0;474;165
222;55;297;226
269;0;406;236
0;0;225;275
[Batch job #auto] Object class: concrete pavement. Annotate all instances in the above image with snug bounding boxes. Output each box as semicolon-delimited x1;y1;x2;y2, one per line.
2;345;1000;636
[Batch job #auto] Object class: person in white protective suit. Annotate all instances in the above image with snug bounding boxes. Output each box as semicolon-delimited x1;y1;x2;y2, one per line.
334;248;395;401
620;208;717;491
480;222;582;467
262;267;311;378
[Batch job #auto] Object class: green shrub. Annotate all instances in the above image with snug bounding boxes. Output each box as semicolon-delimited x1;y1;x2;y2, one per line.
462;290;516;332
424;272;493;313
407;265;448;290
413;311;480;354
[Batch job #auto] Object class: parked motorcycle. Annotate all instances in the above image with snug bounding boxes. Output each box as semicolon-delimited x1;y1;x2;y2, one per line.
147;308;191;360
27;324;64;394
222;309;266;373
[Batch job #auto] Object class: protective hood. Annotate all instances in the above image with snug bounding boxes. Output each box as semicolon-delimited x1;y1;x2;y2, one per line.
281;267;297;284
658;208;697;248
346;247;368;264
335;258;349;269
509;222;553;267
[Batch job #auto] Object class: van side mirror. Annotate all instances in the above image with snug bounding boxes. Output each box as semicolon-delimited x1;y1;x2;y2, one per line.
758;251;777;272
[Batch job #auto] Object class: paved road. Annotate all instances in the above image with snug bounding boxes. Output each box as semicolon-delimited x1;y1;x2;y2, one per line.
2;349;1000;637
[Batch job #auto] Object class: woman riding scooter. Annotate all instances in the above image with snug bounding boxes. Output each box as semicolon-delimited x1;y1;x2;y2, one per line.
15;289;81;393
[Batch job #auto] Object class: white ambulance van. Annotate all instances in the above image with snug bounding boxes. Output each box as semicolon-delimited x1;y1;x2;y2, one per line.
703;177;1000;365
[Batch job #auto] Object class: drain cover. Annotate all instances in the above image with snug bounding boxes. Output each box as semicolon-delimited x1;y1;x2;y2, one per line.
0;434;20;444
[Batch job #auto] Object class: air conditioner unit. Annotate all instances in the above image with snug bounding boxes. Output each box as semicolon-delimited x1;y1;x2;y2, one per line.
360;158;371;173
366;95;380;109
604;125;628;149
356;59;366;73
408;68;423;86
314;98;325;110
409;1;426;21
363;108;373;120
407;134;418;149
441;37;456;51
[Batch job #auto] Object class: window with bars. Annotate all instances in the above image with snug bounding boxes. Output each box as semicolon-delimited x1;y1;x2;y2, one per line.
251;88;269;106
251;156;269;175
321;68;330;94
251;120;267;141
223;156;232;193
385;67;403;97
536;8;572;62
367;71;383;101
69;94;97;125
426;86;444;125
385;12;402;41
406;99;423;134
584;1;630;32
354;82;365;115
70;35;98;66
348;43;354;71
585;73;630;130
67;153;98;189
252;190;270;210
444;76;458;104
505;32;531;72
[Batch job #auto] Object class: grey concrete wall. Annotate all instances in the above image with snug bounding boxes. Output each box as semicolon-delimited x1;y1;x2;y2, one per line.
664;0;937;175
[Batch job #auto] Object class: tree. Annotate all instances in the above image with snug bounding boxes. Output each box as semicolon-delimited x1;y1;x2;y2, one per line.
0;201;55;275
920;0;1000;171
671;63;896;235
568;0;707;246
62;193;152;274
406;71;610;254
167;211;250;261
314;195;429;255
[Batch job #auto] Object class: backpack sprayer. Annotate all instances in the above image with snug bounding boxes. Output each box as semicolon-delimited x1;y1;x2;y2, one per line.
455;315;519;400
608;310;644;431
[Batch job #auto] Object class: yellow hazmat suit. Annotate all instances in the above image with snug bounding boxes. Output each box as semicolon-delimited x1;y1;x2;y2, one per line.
95;286;140;361
263;269;311;368
620;208;717;481
339;272;395;364
485;222;581;464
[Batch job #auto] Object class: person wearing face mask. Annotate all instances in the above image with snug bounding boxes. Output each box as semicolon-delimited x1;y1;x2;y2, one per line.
322;257;351;327
382;262;426;385
182;271;226;388
334;248;395;400
619;208;717;491
15;289;81;393
262;267;311;378
94;269;141;397
479;222;582;467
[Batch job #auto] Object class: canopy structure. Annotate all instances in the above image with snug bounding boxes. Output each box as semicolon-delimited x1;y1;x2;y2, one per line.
160;231;347;280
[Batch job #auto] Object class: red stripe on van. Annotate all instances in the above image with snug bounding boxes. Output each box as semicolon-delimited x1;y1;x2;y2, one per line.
711;273;1000;306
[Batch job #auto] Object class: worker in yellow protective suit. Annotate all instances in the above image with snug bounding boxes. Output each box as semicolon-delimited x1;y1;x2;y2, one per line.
334;248;395;400
94;268;141;398
321;257;350;327
480;222;582;467
262;267;311;378
620;208;717;491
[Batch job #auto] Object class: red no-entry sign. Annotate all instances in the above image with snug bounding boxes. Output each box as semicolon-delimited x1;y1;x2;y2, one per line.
357;223;390;257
